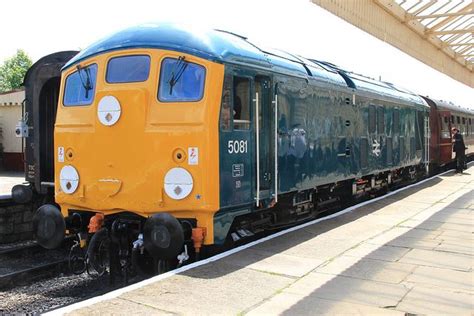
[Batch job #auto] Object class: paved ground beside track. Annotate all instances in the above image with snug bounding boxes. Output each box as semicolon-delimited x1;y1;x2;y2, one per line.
0;172;23;197
59;166;473;315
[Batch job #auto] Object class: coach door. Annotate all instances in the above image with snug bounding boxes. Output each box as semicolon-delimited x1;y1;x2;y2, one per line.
254;76;274;206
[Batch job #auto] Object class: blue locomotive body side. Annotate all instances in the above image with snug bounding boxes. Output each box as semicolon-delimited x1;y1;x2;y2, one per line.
215;54;429;243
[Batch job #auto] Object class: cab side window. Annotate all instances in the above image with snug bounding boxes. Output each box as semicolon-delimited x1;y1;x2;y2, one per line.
233;77;250;130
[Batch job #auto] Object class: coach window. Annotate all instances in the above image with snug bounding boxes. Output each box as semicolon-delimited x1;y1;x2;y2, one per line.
233;77;250;130
451;115;454;123
158;57;205;102
106;55;150;83
457;116;460;124
63;64;98;106
368;105;376;133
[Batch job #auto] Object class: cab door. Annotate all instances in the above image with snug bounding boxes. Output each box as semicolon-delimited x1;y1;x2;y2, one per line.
254;76;274;206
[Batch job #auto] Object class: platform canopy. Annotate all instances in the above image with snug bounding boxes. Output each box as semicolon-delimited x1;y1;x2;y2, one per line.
311;0;473;88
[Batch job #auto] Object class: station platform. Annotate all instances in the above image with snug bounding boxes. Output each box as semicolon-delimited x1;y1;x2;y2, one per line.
54;166;473;315
0;172;23;198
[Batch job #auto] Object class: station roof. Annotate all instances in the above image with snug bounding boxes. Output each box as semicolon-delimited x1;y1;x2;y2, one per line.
312;0;473;88
378;0;473;76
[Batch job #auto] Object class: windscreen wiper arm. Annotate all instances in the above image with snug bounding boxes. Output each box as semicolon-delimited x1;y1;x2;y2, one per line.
76;65;93;98
168;56;188;95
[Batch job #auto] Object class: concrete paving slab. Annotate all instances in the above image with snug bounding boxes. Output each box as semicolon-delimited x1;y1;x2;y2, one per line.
119;261;294;315
343;243;411;262
247;292;404;316
398;248;473;271
219;248;324;278
435;229;474;241
69;298;174;316
0;172;23;195
384;236;442;250
404;265;473;292
400;219;473;233
395;227;443;239
364;227;411;246
397;285;474;314
435;239;473;255
284;273;410;308
315;255;416;284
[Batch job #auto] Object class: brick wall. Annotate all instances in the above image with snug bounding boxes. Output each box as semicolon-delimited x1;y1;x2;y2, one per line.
0;201;38;244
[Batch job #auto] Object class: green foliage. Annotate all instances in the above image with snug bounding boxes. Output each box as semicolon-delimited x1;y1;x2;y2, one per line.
0;50;32;92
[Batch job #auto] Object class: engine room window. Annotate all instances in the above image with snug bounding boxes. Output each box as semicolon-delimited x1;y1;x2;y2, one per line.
393;109;400;134
158;57;205;102
106;55;150;83
63;64;98;106
368;105;376;133
377;107;384;134
233;77;250;130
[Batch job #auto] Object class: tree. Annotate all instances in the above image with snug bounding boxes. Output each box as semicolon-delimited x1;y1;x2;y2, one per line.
0;50;32;93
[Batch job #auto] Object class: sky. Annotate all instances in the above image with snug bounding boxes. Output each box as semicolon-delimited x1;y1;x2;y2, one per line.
0;0;472;108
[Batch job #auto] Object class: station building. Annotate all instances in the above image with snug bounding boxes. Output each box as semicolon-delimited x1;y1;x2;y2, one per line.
0;88;24;171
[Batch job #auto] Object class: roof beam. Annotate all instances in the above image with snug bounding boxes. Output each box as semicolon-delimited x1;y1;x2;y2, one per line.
429;28;474;36
414;11;474;20
428;2;473;32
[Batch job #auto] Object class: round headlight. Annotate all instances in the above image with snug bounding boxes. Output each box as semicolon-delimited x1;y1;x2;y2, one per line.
60;165;79;194
164;167;193;200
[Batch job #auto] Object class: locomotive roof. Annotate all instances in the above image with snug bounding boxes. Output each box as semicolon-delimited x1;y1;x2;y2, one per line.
63;23;427;108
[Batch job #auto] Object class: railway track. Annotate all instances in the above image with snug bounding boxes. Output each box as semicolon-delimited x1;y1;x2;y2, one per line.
0;241;69;289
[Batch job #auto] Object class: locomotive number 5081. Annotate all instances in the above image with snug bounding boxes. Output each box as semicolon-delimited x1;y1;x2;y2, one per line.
228;140;248;154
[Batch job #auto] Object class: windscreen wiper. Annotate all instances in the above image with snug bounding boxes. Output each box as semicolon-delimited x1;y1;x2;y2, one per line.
168;56;188;95
76;65;93;98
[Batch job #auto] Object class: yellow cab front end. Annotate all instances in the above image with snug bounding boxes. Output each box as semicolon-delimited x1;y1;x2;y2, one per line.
53;48;223;252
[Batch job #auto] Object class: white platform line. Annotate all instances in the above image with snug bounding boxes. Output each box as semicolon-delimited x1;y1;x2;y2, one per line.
45;164;471;316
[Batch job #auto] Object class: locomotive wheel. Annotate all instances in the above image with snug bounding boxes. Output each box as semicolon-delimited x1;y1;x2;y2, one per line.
33;204;65;249
87;228;110;277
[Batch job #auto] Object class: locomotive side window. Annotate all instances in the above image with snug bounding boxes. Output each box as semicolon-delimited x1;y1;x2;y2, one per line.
233;77;250;130
106;55;150;83
158;57;205;102
220;75;232;131
64;64;98;106
393;109;400;134
377;107;384;134
368;105;376;133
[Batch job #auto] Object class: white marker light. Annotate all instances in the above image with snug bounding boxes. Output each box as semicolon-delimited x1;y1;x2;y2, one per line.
60;165;80;194
98;96;121;126
164;168;193;200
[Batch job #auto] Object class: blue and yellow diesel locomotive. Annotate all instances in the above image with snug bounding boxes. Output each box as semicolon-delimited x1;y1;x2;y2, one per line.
33;23;431;272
